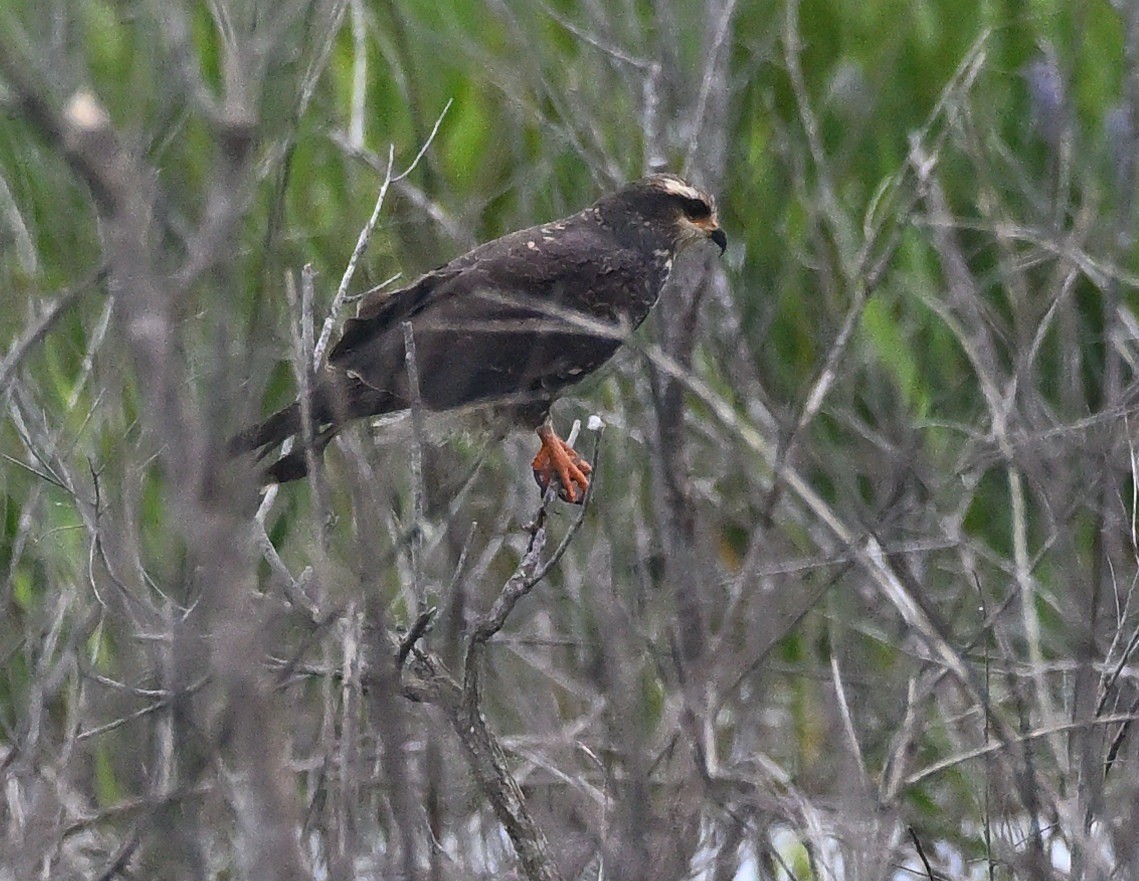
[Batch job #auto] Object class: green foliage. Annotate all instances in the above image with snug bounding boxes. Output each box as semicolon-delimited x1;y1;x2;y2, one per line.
860;294;929;412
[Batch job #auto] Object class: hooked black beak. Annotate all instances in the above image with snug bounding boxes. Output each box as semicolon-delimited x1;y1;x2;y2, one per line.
710;228;727;255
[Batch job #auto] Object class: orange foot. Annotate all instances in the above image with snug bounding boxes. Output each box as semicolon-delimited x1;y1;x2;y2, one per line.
531;422;592;504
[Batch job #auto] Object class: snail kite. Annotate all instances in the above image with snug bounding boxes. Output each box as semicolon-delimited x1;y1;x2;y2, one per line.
229;173;726;502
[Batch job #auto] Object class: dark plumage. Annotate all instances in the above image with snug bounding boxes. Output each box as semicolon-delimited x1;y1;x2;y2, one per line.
229;173;725;502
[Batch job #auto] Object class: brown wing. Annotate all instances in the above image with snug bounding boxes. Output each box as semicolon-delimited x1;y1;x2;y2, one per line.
326;216;650;418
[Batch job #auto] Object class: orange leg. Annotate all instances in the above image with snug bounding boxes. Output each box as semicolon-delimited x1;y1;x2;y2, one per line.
531;421;592;504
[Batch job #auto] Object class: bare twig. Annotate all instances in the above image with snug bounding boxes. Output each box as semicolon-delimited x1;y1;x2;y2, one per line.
394;638;564;881
285;266;329;551
905;712;1139;788
683;0;740;173
417;421;596;881
763;31;990;520
466;421;589;650
396;606;438;666
348;0;368;148
907;826;936;881
534;0;653;71
314;144;394;365
0;268;106;397
402;320;428;612
314;99;452;365
470;521;549;651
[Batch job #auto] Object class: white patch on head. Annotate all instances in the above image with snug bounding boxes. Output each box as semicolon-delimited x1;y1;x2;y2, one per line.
652;175;703;201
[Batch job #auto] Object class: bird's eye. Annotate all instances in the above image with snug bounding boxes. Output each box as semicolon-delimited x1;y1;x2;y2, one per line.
680;197;712;220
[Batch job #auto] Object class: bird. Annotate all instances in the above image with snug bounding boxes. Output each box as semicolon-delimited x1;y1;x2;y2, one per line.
229;173;726;503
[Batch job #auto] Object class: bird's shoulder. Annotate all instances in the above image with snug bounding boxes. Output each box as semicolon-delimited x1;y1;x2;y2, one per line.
329;271;440;364
329;209;641;364
448;209;642;282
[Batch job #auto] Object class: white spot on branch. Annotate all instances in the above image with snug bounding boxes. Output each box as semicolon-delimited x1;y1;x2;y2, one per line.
64;90;110;132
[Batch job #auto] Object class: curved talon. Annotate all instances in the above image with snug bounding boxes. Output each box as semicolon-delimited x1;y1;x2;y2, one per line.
532;423;592;503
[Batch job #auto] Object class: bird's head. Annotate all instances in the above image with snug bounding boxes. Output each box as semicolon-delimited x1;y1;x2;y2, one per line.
600;173;727;255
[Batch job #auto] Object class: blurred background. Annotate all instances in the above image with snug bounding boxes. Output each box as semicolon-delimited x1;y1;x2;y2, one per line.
2;1;1138;879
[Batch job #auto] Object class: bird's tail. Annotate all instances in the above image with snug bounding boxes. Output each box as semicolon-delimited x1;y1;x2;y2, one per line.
227;399;340;484
260;425;341;484
226;402;303;458
227;379;393;484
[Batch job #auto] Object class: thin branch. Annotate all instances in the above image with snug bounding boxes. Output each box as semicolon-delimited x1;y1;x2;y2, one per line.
314;143;394;366
0;268;106;397
312;98;452;365
470;522;549;650
392;98;453;185
905;712;1139;788
402;320;428;613
424;421;596;881
285;265;329;550
396;606;438;666
534;0;653;71
467;421;588;650
395;643;565;881
348;0;367;148
907;826;936;881
682;0;739;174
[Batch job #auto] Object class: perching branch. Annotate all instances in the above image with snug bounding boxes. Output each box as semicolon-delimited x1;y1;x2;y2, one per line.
393;422;599;881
